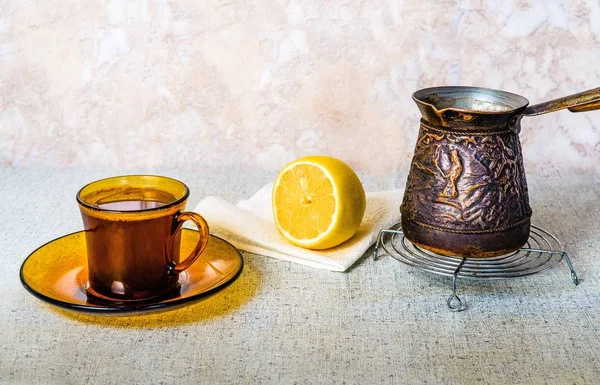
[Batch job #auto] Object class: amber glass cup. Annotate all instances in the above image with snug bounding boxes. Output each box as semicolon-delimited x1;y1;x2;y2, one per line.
76;175;209;302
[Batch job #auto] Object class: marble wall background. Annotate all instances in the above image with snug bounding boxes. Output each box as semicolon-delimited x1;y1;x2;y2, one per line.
1;0;599;176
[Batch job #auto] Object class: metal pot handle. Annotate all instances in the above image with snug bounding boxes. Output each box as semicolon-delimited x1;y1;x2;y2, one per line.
523;87;600;116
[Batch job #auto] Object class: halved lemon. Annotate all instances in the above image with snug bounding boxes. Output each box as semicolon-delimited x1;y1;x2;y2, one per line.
272;155;366;249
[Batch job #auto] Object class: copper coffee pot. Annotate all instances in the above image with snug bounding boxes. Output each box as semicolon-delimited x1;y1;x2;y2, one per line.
401;86;600;257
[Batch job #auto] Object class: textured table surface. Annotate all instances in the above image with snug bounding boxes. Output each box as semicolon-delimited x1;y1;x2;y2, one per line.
1;167;599;385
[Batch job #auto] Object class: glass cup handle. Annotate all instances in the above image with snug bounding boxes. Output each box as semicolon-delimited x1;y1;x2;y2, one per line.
167;211;210;274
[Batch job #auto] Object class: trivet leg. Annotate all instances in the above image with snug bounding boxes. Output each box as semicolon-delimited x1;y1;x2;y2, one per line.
522;245;580;286
373;229;403;261
562;251;579;285
373;230;384;261
447;258;468;312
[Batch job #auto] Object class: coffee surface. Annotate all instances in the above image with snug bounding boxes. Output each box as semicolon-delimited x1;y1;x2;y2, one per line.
91;188;178;211
96;199;169;211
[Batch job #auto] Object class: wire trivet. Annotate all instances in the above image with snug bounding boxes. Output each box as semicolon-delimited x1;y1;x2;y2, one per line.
373;223;579;312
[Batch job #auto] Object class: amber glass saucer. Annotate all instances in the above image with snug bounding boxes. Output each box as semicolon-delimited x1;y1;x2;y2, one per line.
20;229;243;313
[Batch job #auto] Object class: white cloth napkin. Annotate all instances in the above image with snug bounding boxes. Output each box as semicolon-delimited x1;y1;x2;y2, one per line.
194;183;403;272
